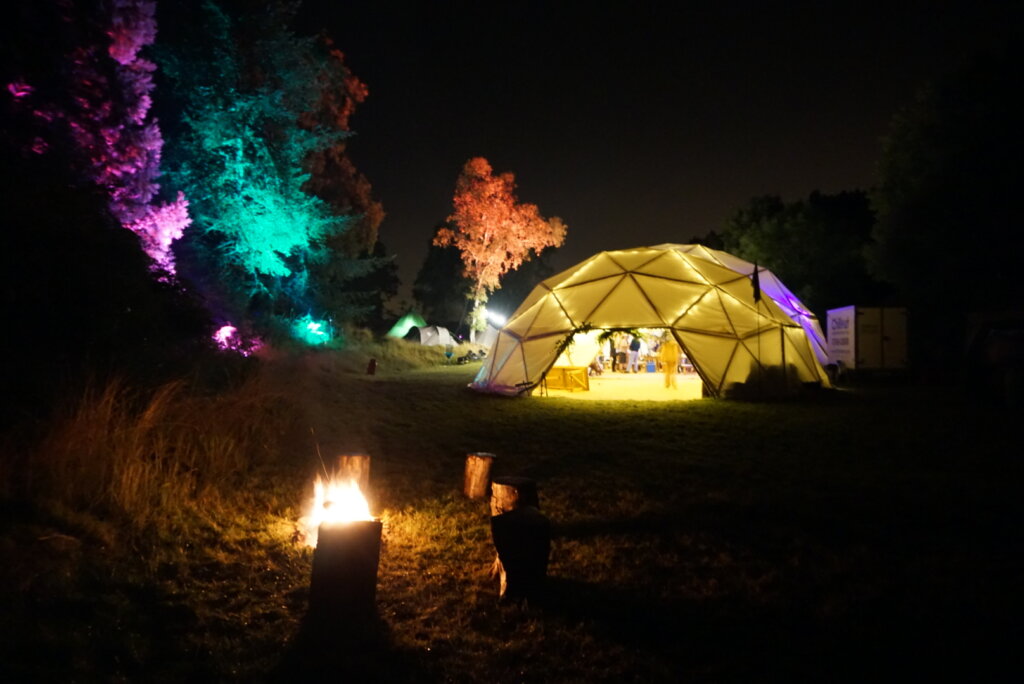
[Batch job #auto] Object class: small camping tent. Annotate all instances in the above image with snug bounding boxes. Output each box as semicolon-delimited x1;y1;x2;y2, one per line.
417;325;455;347
386;311;427;339
471;244;831;397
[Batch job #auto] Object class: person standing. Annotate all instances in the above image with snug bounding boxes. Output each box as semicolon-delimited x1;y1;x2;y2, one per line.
628;334;642;372
614;333;629;372
658;335;681;388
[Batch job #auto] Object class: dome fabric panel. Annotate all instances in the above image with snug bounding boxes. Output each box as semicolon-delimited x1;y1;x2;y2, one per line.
632;275;708;324
675;331;735;392
587;276;664;328
551;276;621;323
549;252;622;289
633;249;694;280
675;290;738;337
471;245;832;397
604;249;665;273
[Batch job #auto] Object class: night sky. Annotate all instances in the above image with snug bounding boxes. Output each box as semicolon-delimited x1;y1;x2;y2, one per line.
295;1;1017;296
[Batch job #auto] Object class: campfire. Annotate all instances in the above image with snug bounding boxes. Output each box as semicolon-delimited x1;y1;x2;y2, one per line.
301;474;375;548
301;459;383;620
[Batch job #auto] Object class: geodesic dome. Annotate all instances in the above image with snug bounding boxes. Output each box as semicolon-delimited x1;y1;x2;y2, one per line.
471;244;830;397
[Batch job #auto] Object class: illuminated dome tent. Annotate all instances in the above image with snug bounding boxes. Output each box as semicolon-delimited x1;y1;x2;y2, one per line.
471;244;831;397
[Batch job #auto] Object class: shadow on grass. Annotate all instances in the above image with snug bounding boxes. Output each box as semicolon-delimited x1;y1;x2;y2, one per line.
535;575;1020;682
542;506;1023;681
270;609;437;683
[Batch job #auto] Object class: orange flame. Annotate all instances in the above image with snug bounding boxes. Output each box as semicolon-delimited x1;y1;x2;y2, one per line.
300;475;373;547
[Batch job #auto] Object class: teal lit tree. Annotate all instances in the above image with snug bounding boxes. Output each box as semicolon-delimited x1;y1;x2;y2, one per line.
160;1;373;339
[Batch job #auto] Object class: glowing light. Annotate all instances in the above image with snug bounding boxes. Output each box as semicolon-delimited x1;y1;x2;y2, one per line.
214;324;237;346
292;314;332;345
485;308;507;326
212;323;262;356
7;81;32;98
300;476;374;547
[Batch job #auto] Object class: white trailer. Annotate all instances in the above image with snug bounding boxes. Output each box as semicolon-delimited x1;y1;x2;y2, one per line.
826;306;907;370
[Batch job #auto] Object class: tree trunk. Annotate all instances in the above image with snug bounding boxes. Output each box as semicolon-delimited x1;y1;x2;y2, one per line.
488;476;548;601
336;453;370;493
463;452;495;500
491;506;550;601
490;476;539;516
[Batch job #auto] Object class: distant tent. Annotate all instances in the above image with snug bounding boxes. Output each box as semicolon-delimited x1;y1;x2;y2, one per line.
477;324;500;350
386;312;427;339
417;325;455;347
471;244;831;397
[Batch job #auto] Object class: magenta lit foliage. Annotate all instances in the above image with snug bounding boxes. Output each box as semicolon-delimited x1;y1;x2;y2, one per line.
9;0;189;275
213;324;263;356
107;0;158;67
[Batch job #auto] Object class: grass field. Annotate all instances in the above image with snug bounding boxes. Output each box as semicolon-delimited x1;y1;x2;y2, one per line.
2;351;1022;682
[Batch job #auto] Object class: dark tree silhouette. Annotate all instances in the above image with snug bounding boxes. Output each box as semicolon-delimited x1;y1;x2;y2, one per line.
722;191;887;317
414;225;472;328
867;45;1023;361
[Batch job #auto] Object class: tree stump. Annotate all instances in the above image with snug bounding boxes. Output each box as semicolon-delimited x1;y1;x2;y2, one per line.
490;476;539;516
463;452;495;500
309;519;383;621
488;476;548;601
336;453;370;493
491;506;550;601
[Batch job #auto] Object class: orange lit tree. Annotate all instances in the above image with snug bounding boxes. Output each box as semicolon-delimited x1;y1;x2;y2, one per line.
436;157;566;338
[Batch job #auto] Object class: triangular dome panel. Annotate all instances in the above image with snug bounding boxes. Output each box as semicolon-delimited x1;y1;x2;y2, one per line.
520;294;574;337
588;275;664;327
676;331;735;393
553;253;625;289
633;249;706;283
683;255;750;287
511;283;553;318
551;276;624;324
717;287;772;339
675;290;736;336
633;274;709;325
605;248;663;273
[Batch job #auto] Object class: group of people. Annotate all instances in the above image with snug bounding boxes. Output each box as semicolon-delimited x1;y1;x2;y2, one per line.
589;332;689;388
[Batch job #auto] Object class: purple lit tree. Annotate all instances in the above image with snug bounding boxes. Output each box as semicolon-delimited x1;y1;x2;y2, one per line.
5;0;188;275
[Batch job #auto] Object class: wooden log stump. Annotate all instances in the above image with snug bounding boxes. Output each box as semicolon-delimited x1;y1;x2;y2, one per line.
489;476;539;516
488;476;548;601
336;453;371;493
309;519;383;621
463;452;495;500
491;506;550;601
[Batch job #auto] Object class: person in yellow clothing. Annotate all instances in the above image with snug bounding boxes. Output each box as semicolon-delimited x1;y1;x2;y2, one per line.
658;335;681;389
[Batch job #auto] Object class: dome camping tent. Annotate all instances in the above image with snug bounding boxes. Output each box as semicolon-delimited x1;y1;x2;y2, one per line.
416;325;456;347
471;244;831;398
386;311;427;339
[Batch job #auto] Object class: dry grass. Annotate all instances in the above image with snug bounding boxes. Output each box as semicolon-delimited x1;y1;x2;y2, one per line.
22;373;295;531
